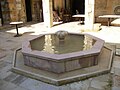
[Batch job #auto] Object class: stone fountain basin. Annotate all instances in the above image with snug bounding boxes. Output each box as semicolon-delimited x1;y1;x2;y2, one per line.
22;33;104;74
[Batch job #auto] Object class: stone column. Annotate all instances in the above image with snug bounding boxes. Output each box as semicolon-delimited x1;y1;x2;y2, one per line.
16;0;22;21
42;0;53;28
85;0;95;31
0;18;2;26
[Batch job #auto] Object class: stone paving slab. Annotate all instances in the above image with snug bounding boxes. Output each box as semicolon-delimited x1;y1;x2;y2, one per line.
0;49;6;59
113;75;120;87
112;87;120;90
0;79;17;90
0;65;12;79
13;86;30;90
91;80;108;89
11;75;27;85
19;78;60;90
111;56;120;74
4;72;20;82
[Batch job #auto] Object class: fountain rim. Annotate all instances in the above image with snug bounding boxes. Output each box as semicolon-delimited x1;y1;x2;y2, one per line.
22;33;104;62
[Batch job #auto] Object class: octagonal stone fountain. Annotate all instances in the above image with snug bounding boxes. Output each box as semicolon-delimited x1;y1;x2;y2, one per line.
13;31;113;85
22;31;104;74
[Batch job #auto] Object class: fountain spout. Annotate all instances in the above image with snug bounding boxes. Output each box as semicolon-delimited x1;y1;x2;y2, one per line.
55;30;68;41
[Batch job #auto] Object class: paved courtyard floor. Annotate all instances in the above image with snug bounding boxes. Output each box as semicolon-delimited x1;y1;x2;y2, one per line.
0;21;120;90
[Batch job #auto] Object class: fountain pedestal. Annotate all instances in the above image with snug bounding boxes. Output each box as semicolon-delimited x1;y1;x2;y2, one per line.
22;33;104;74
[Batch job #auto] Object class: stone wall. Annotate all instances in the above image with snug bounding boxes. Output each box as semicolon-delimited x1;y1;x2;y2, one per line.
0;0;43;24
7;0;17;22
31;0;43;22
1;0;120;24
16;0;26;22
8;0;26;22
1;0;10;24
95;0;120;23
0;0;26;24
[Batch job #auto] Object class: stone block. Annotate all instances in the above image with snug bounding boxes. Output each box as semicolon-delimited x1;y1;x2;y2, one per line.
66;56;98;72
93;23;101;32
23;55;65;73
66;59;81;71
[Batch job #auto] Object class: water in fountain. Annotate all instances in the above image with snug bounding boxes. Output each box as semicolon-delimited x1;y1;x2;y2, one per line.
30;31;94;54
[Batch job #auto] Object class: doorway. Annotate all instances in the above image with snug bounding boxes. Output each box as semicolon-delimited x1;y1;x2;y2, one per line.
71;0;85;15
39;0;43;22
25;0;32;22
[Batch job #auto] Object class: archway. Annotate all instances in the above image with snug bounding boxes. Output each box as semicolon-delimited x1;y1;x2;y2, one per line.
71;0;85;15
25;0;32;22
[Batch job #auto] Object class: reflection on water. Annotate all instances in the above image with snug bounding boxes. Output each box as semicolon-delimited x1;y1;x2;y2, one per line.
30;34;95;54
83;35;94;51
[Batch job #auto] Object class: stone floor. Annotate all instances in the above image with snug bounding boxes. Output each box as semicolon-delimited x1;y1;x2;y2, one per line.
0;21;120;90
